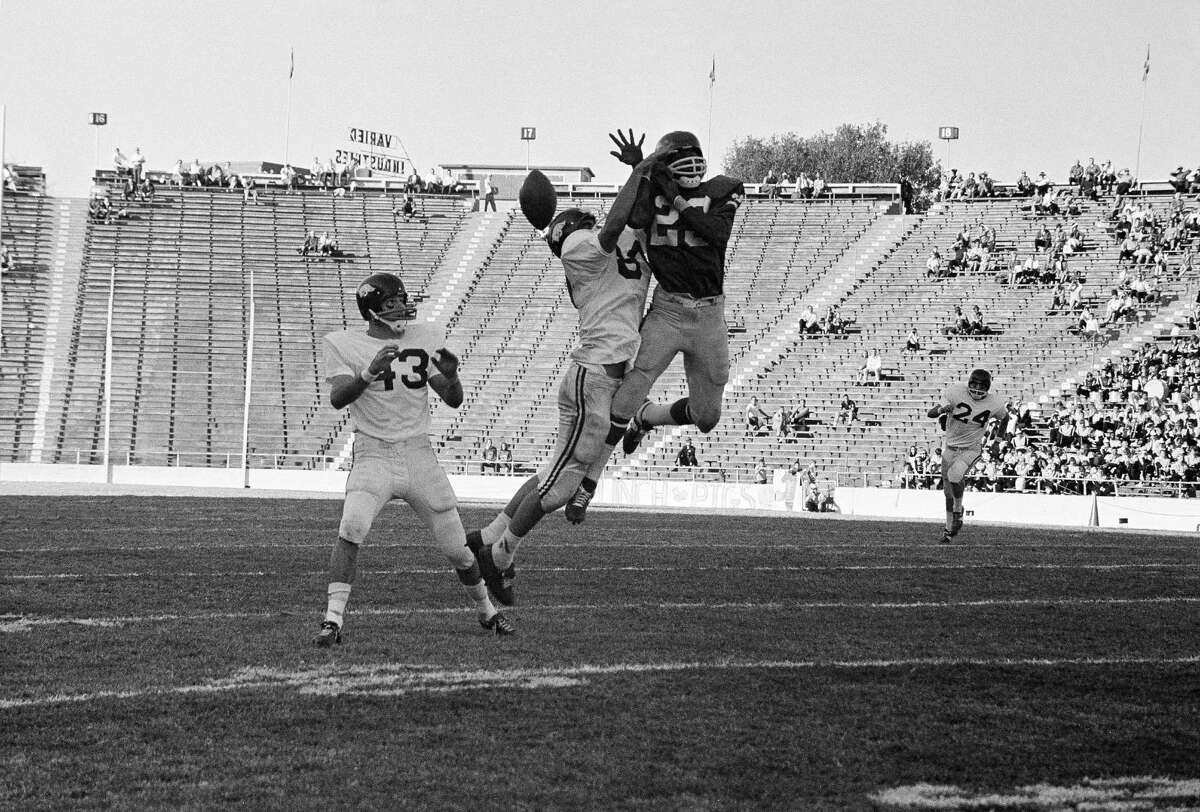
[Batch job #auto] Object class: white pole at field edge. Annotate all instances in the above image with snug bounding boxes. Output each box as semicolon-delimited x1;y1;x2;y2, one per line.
102;264;116;481
241;266;255;488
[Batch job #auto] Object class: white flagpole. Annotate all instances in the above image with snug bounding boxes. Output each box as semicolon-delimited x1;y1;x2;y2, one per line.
1134;45;1149;184
284;48;294;164
706;56;715;153
240;265;255;488
102;264;116;481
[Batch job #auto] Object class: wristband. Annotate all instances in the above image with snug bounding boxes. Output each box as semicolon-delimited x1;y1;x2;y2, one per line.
360;368;375;384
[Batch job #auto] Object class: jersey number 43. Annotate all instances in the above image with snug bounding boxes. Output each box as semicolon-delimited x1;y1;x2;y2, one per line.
374;349;429;390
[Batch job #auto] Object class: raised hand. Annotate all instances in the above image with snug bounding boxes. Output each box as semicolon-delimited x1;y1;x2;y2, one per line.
367;344;400;377
608;129;645;166
432;347;460;378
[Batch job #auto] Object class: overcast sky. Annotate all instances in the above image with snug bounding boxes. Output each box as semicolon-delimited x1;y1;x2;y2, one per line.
1;0;1197;197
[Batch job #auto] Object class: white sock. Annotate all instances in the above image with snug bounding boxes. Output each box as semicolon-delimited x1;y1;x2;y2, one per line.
492;528;523;570
466;581;496;617
482;512;510;546
325;582;351;626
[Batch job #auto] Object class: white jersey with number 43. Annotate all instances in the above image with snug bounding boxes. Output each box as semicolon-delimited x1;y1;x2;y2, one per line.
323;322;446;443
941;381;1006;450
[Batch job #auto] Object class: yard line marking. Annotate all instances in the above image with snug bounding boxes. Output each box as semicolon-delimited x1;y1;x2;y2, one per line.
3;654;1199;710
4;596;1199;632
5;540;1199;554
5;562;1199;580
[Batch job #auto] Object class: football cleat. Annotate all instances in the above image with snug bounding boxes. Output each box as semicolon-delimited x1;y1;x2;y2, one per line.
939;530;954;545
477;544;515;606
313;620;342;647
480;611;516;636
621;400;653;455
465;529;484;556
950;511;964;536
564;484;595;524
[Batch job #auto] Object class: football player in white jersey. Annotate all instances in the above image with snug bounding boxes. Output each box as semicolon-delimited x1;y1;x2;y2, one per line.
465;158;655;606
314;272;513;646
926;368;1009;543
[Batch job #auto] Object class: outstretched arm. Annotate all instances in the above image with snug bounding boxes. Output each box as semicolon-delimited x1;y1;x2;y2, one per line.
428;347;463;408
598;129;669;252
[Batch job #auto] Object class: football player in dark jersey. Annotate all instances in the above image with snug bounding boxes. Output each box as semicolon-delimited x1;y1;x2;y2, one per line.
565;129;744;522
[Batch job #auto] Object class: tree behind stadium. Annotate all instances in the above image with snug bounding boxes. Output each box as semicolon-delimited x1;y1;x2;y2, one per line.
724;121;939;206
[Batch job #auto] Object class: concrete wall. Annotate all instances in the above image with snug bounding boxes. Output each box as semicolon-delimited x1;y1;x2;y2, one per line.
2;464;1197;532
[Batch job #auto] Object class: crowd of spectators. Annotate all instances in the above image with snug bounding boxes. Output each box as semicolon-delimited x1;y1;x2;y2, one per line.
799;303;855;335
479;440;514;474
744;396;814;438
925;222;1000;281
904;335;1200;495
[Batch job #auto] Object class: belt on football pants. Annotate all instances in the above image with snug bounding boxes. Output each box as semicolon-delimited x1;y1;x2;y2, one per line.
655;290;725;309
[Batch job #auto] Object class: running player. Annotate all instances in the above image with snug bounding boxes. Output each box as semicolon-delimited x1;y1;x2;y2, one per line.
564;129;744;522
314;272;513;646
926;368;1008;543
466;155;655;606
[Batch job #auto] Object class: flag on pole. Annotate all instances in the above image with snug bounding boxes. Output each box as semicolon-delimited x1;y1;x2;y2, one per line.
1142;44;1150;81
289;48;294;80
709;56;716;86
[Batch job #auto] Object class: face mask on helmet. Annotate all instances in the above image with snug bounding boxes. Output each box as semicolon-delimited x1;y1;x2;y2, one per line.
967;369;992;401
656;131;707;189
546;209;596;257
357;274;417;333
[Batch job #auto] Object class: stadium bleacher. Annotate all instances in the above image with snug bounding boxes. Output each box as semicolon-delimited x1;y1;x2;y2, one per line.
1;168;1195;492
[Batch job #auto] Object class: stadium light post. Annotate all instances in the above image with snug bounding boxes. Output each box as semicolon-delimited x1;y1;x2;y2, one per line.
89;112;108;172
938;126;959;173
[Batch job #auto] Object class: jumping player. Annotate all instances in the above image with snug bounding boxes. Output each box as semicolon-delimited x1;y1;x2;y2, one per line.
466;155;655;606
926;368;1008;543
564;129;744;522
314;272;514;645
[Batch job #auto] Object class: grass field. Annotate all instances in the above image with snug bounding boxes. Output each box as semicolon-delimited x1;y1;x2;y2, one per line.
3;495;1200;811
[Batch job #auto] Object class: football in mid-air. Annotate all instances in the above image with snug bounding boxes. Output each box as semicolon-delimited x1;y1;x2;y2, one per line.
519;169;557;230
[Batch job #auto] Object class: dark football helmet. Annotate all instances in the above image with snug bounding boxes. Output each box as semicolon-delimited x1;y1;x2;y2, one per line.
356;273;417;330
546;208;596;258
967;368;992;401
655;130;707;189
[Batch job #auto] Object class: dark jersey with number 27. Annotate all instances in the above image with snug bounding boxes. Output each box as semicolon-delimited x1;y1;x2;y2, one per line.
645;174;744;299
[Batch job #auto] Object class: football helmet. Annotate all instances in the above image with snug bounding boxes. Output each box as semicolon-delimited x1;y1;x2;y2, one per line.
655;131;707;189
356;273;417;331
546;208;596;258
967;368;992;401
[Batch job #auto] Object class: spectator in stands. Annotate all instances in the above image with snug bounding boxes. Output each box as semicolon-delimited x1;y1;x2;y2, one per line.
899;174;914;214
675;441;699;468
904;325;921;353
298;230;319;257
761;168;780;200
131;148;146;184
480;441;499;474
944;306;970;336
773;404;789;437
795;173;814;200
170;159;184;187
318;231;342;257
0;242;12;270
858;348;883;385
242;175;259;205
967;305;988;335
187;158;204;187
396;194;417;222
120;175;135;202
837;393;858;426
790;400;812;434
2;163;16;193
112;147;129;176
279;164;297;193
1035;172;1052;197
823;304;848;334
1015;170;1034;197
812;175;827;198
137;174;156;202
426;169;443;195
798;303;820;334
745;396;770;436
749;458;766;485
1034;224;1052;252
483;175;497;212
500;442;514;474
1116;168;1134;196
926;249;943;279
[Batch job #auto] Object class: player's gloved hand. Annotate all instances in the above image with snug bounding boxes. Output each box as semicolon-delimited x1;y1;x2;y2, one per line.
432;347;460;378
366;344;400;378
649;162;680;201
608;129;645;166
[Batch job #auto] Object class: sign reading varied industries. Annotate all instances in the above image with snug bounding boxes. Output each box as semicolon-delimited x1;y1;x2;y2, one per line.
334;126;406;175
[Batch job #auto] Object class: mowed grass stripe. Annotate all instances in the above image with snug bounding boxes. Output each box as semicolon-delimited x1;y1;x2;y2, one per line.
5;595;1200;631
4;654;1200;711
